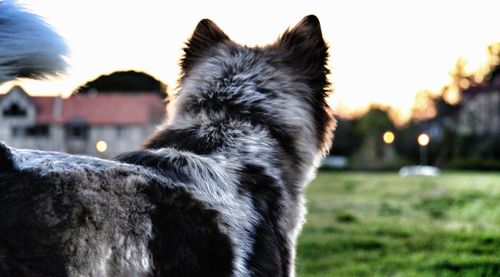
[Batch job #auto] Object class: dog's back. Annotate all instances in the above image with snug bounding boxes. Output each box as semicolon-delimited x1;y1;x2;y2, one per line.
0;145;154;276
1;145;242;276
0;14;335;277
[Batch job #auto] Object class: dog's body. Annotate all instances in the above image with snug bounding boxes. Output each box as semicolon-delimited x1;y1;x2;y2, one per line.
0;10;335;277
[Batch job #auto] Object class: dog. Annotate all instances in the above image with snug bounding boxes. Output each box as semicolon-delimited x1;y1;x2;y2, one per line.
0;7;335;277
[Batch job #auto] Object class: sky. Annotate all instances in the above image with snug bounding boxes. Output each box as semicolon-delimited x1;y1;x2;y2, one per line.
1;0;500;121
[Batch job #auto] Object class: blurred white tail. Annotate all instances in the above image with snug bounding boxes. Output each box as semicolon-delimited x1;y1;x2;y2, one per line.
0;1;67;83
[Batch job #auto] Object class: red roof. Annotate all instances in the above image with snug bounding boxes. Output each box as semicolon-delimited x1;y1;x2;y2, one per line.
31;97;55;124
32;93;165;125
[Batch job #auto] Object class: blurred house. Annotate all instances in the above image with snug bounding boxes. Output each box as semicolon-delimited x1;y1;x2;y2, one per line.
0;86;165;158
458;74;500;135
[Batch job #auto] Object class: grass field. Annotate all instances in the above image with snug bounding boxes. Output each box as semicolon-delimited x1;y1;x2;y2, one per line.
296;171;500;276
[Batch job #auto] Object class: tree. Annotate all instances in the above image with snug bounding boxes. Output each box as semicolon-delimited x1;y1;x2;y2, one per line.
350;106;397;168
402;43;500;168
479;42;500;83
410;90;437;120
355;106;395;136
329;116;363;157
75;70;168;98
441;58;473;104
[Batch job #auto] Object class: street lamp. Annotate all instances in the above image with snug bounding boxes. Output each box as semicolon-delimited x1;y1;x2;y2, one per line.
383;131;395;144
96;140;108;154
417;133;430;165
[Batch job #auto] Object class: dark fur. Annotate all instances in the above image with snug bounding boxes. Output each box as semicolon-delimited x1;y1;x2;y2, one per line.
0;15;335;276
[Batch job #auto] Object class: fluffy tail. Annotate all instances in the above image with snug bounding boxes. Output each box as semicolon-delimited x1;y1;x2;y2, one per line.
0;1;67;84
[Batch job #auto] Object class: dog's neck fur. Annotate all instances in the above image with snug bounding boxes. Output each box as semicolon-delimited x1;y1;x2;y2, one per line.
147;16;334;194
143;16;335;276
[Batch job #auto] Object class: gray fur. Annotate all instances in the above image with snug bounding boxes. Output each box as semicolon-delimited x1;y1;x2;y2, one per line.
0;15;335;277
171;37;334;275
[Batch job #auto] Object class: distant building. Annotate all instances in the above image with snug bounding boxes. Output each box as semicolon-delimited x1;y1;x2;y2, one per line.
0;86;165;158
458;75;500;136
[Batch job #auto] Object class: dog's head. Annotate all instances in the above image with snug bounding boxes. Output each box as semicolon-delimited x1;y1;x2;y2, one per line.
160;15;335;186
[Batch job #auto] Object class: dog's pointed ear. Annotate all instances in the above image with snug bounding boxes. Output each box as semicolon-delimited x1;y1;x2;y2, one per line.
275;15;329;84
181;19;230;74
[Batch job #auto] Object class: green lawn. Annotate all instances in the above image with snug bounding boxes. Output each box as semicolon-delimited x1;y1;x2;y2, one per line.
296;171;500;276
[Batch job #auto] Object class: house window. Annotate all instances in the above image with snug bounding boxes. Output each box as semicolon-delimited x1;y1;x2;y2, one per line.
3;103;27;117
12;126;25;137
11;125;50;137
64;121;89;154
26;125;50;137
65;120;89;140
68;126;88;139
116;126;127;137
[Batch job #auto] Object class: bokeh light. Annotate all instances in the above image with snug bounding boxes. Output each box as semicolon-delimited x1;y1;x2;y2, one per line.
96;140;108;153
417;133;430;146
383;131;395;144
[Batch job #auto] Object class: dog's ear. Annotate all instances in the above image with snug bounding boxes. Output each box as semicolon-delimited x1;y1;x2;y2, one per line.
275;15;329;86
181;19;230;74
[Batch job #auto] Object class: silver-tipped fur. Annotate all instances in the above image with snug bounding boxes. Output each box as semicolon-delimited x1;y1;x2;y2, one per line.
0;15;334;277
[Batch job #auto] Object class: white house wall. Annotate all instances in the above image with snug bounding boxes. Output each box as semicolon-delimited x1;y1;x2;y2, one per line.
86;124;155;158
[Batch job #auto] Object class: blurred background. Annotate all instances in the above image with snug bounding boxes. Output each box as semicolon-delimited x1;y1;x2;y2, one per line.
1;1;499;276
